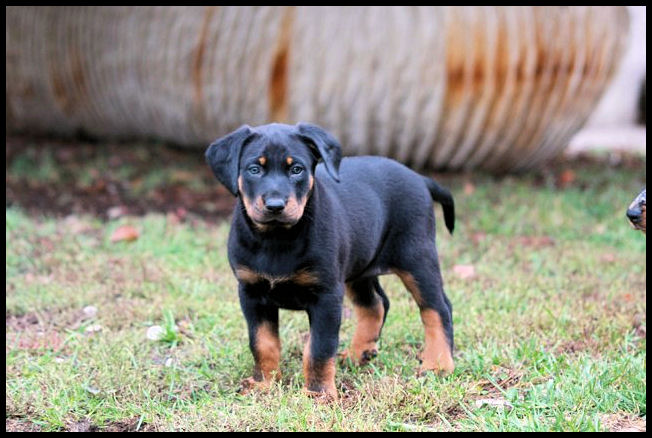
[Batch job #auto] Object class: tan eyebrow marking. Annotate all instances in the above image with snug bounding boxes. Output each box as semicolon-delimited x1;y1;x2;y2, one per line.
286;156;293;165
258;156;267;166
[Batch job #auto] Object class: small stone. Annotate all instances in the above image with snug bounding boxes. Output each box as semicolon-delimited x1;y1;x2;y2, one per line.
474;398;514;411
85;324;103;333
147;325;165;341
82;305;98;318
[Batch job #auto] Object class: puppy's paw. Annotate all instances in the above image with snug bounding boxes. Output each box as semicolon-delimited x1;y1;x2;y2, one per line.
417;357;455;377
238;376;272;395
338;347;378;366
303;387;339;403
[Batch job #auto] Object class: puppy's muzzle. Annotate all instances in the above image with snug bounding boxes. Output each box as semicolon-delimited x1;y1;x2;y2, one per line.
626;207;643;225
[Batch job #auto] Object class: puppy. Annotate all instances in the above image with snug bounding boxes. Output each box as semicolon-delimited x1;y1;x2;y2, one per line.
626;188;646;234
206;123;456;399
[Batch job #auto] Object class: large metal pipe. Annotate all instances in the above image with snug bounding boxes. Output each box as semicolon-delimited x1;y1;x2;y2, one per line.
5;6;629;171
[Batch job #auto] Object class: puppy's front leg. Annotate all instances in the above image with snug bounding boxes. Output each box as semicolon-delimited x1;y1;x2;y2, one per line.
238;284;281;393
303;288;344;401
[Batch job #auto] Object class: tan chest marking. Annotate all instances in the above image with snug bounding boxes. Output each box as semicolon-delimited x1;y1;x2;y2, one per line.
235;266;319;288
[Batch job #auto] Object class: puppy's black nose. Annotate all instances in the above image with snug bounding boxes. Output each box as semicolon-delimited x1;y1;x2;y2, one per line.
264;197;286;213
626;208;642;224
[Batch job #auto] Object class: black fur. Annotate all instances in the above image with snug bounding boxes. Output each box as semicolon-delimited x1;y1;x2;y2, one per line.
206;122;456;396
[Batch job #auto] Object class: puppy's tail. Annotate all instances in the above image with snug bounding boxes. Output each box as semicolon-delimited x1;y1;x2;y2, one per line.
423;176;455;235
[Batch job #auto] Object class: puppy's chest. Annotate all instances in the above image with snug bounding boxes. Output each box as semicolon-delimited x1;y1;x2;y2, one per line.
234;265;319;289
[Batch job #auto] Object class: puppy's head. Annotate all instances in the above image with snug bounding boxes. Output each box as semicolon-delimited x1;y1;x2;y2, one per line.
206;123;341;229
626;188;646;234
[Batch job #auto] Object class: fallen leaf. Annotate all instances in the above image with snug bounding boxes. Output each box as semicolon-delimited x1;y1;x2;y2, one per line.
464;181;476;195
471;232;487;245
453;264;476;280
556;169;576;188
111;225;139;242
514;236;555;248
600;253;617;263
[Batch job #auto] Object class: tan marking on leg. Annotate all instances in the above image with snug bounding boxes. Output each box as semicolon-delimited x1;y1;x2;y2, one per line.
302;335;337;400
255;322;281;381
343;285;383;365
240;321;281;395
393;270;454;375
419;309;455;375
392;269;425;307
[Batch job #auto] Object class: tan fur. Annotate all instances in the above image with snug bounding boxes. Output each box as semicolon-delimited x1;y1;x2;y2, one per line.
418;309;455;375
284;194;307;223
235;266;318;288
258;156;267;166
286;156;293;165
238;176;307;228
239;322;281;394
255;322;281;381
302;335;337;400
343;285;384;364
392;269;425;307
237;176;271;231
393;270;454;375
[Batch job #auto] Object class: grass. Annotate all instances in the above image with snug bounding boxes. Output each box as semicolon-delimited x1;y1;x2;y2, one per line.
5;146;646;431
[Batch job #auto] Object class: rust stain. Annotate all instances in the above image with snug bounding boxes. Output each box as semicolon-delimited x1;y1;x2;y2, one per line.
268;6;295;122
50;48;87;116
193;6;216;107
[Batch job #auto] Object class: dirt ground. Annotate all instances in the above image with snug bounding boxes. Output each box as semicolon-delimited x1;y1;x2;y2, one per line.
5;134;646;223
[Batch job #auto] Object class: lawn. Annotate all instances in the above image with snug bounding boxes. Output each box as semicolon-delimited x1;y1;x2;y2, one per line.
5;139;646;431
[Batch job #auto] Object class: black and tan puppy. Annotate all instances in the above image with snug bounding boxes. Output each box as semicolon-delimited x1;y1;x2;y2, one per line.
206;123;456;400
626;188;646;234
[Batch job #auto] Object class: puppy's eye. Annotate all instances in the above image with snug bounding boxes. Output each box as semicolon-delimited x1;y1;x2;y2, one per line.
290;165;304;175
248;165;262;175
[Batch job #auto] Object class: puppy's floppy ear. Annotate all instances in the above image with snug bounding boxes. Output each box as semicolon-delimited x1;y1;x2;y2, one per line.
205;125;253;196
296;122;342;182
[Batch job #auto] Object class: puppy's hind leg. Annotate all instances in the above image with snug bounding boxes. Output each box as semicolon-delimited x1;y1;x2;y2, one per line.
393;252;455;376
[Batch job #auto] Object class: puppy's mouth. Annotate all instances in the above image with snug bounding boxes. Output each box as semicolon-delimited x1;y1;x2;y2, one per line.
250;210;301;229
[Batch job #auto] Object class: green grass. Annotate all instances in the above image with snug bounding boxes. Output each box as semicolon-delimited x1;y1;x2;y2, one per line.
5;153;646;431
